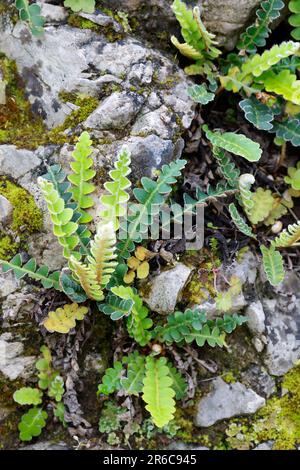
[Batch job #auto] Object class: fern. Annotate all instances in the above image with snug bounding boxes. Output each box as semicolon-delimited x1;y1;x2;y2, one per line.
0;254;60;290
259;69;300;104
240;41;300;78
238;174;255;219
122;351;146;396
285;161;300;189
155;309;226;348
239;97;275;131
68;131;96;224
166;363;187;400
289;0;300;40
111;286;153;346
212;148;240;188
118;159;186;259
97;293;134;320
237;0;285;53
13;388;43;406
187;84;215;105
64;0;95;13
87;221;117;288
261;246;285;285
184;182;237;207
270;118;300;146
15;0;45;36
228;203;257;239
100;146;131;230
43;303;88;334
69;256;104;301
204;126;262;162
38;177;79;260
212;313;248;334
272;220;300;247
59;273;88;303
97;361;123;395
142;357;176;428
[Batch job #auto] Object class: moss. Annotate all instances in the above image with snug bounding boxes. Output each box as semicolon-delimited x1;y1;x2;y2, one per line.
0;56;100;149
0;233;18;261
226;365;300;450
222;372;237;384
68;13;124;42
0;178;42;234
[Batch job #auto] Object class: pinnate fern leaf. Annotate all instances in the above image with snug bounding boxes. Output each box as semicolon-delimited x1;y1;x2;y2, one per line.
204;126;262;162
239;97;275;131
229;203;257;239
289;0;300;40
15;0;45;36
97;292;134;320
18;408;48;442
69;256;104;301
43;303;88;334
142;357;176;428
166;363;187;400
238;174;255;219
38;177;79;260
250;188;274;224
212;147;240;188
100;146;131;230
261;246;285;286
187;84;215;105
122;351;146;396
111;286;153;346
270;118;300;146
68;131;96;224
237;0;285;53
0;254;60;290
272;220;300;247
259;69;300;104
97;361;123;395
88;221;117;288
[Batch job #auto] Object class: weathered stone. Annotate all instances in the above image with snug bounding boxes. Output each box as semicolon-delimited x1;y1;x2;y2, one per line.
262;272;300;376
142;263;193;314
0;195;13;226
39;2;68;23
21;441;70;450
168;442;209;450
0;333;35;381
253;441;274;450
241;365;276;399
0;146;41;179
195;378;265;427
0;272;20;299
246;301;266;336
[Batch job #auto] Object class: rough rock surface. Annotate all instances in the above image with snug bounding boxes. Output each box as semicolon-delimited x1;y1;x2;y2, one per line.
195;378;265;427
0;195;13;226
142;263;193;314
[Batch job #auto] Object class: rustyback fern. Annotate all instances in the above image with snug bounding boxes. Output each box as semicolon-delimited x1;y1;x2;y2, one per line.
0;254;60;290
88;221;117;288
238;174;255;219
142;357;176;428
289;0;300;40
69;256;104;301
187;84;215;105
239;97;275;131
270;118;300;146
15;0;45;36
43;303;89;334
97;293;134;320
68;131;96;224
261;246;285;285
237;0;285;53
13;388;43;406
229;203;257;239
204;126;262;162
259;69;300;105
212;147;240;188
272;220;300;247
122;351;146;396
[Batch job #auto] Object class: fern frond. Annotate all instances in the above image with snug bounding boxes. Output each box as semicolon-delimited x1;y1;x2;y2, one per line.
122;351;146;396
261;246;285;285
43;303;88;334
170;36;203;60
240;41;300;78
38;178;79;260
68;131;96;224
237;0;285;53
259;69;300;104
0;254;61;290
229;203;257;239
118;159;186;259
212;313;248;333
238;174;255;218
204;126;262;162
239;97;275;131
15;0;45;36
69;256;104;301
270;118;300;146
87;221;117;288
97;361;123;395
97;292;134;320
111;286;153;346
166;363;187;400
100;146;131;230
212;147;240;188
171;0;206;52
289;0;300;40
272;220;300;247
184;182;237;207
142;356;176;428
64;0;95;14
187;84;215;105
